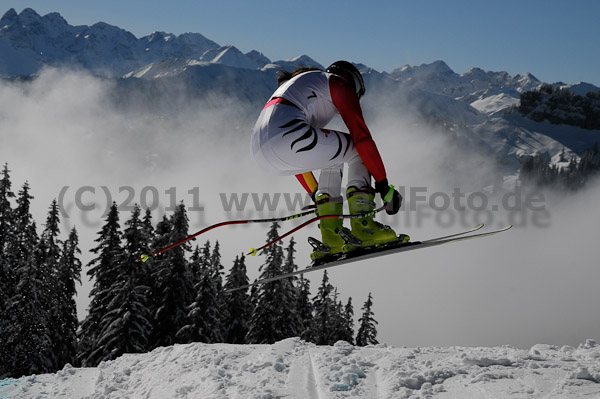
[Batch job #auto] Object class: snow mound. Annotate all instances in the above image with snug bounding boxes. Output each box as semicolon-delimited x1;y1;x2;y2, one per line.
3;339;600;398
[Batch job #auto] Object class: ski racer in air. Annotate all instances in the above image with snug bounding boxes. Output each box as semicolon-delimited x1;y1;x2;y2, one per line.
251;60;407;260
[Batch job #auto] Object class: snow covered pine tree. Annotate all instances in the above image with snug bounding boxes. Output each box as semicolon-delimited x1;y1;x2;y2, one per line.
355;292;378;346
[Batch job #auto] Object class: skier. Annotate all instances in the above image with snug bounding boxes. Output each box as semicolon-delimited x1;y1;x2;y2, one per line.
251;61;407;260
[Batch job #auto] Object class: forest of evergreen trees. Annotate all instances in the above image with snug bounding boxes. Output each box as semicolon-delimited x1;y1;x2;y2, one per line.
515;84;600;189
0;163;380;379
519;142;600;190
518;84;600;130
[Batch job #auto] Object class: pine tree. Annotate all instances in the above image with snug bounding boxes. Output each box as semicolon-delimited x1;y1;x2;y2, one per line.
149;203;193;348
142;208;154;237
279;238;302;337
325;289;353;345
210;241;224;276
200;241;212;272
189;245;203;287
210;241;230;338
355;292;379;346
224;255;251;344
137;208;155;301
246;222;299;343
0;163;16;377
122;205;153;290
90;276;152;363
145;215;171;326
177;269;223;344
54;228;82;368
177;241;233;345
78;202;123;366
38;200;63;371
283;237;297;275
0;163;14;245
342;298;355;345
32;200;75;371
327;296;355;345
86;202;123;292
296;275;314;342
0;164;15;254
312;270;335;345
5;183;53;376
89;205;153;364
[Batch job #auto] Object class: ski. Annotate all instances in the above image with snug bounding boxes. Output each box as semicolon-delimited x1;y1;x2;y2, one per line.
422;223;484;242
226;224;511;293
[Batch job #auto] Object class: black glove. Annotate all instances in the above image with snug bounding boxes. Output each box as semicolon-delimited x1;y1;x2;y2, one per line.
375;179;402;215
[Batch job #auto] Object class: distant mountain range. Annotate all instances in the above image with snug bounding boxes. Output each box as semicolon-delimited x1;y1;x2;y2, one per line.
0;8;324;77
2;8;600;180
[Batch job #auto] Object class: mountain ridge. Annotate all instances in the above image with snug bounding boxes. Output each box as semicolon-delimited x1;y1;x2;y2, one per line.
2;7;600;180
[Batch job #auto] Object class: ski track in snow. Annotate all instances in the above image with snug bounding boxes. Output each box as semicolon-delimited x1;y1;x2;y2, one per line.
3;338;600;398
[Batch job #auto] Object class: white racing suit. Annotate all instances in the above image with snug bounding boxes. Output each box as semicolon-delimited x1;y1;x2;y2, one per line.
251;70;388;198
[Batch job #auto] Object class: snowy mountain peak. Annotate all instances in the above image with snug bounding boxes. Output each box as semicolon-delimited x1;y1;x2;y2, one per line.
285;54;320;65
559;81;600;96
86;21;137;41
245;50;271;66
43;12;69;27
14;7;41;22
1;7;63;31
144;31;173;44
265;55;324;72
429;59;454;74
0;8;18;24
175;32;219;49
516;72;540;85
198;45;262;69
389;60;455;81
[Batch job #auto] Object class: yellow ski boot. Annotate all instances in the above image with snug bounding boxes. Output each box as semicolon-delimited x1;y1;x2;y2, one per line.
346;186;409;248
310;194;359;261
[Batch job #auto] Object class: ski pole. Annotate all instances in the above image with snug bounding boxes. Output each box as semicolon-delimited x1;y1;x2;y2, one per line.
247;205;387;256
139;209;317;262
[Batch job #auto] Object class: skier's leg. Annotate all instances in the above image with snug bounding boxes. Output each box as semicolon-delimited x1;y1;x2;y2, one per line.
346;153;371;191
316;164;343;198
343;140;408;246
345;158;409;246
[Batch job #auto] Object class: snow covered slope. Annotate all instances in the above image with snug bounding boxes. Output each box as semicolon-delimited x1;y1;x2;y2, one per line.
3;338;600;398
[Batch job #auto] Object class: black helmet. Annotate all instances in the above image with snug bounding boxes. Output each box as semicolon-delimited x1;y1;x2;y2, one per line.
326;60;365;99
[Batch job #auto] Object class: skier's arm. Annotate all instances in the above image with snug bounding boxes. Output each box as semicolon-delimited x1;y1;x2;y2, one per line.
329;76;387;184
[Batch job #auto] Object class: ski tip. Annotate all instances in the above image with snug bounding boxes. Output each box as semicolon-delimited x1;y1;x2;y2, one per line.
140;254;150;263
248;248;257;256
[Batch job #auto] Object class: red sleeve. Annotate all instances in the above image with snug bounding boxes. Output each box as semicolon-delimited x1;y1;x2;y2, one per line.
329;75;387;184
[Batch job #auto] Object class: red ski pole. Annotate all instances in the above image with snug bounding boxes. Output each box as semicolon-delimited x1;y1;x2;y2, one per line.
139;209;316;262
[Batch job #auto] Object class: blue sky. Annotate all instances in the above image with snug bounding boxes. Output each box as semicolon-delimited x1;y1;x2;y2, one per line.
2;0;599;84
